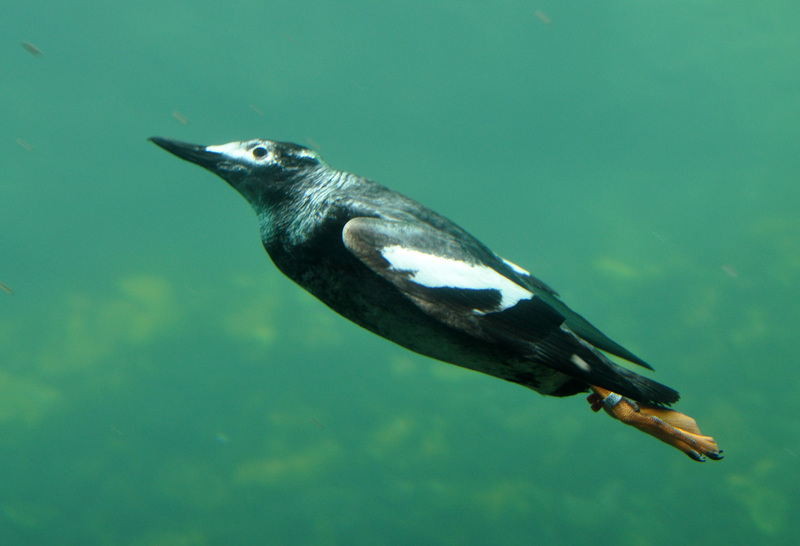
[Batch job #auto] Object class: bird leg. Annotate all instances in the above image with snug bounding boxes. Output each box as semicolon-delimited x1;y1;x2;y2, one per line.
587;385;723;462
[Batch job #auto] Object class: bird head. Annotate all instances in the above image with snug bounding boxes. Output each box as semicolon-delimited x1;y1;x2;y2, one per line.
149;137;323;209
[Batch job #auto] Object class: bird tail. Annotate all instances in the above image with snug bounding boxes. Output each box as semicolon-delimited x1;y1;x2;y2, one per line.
613;365;680;406
553;334;680;405
567;328;680;405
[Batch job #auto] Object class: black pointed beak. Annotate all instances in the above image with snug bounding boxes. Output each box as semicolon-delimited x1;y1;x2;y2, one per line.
149;137;222;171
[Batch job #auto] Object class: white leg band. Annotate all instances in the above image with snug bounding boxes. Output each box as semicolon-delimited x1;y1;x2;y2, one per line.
603;392;623;409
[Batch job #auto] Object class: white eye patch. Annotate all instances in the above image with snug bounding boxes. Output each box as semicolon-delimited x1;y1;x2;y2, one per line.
206;141;274;165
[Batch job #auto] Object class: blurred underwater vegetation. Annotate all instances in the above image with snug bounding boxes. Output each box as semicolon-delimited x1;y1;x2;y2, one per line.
1;207;799;544
3;0;800;543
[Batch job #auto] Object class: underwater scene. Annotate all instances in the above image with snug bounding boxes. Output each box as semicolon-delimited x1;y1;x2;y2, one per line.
2;1;799;544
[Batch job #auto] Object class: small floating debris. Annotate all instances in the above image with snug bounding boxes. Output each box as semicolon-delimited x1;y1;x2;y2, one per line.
16;138;34;151
305;137;321;150
534;10;551;24
249;104;264;116
0;281;13;295
721;264;739;278
172;110;189;125
310;417;324;430
22;41;43;56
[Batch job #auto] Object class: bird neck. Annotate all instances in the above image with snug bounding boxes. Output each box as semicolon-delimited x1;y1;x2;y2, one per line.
257;166;360;251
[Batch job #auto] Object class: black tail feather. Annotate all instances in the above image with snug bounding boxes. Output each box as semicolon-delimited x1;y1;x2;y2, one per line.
614;365;680;405
534;327;680;406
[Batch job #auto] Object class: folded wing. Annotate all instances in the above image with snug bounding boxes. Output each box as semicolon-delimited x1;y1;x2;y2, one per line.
342;217;678;404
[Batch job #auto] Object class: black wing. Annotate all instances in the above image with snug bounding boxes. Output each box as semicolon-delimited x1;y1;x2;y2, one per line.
479;254;654;370
342;217;679;404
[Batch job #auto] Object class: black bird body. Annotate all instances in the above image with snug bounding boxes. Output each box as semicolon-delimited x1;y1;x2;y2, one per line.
150;137;678;405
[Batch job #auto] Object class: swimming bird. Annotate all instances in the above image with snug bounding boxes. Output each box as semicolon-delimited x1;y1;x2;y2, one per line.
150;137;722;462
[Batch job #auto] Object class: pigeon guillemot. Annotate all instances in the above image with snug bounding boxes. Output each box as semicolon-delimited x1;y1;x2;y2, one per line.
150;137;722;462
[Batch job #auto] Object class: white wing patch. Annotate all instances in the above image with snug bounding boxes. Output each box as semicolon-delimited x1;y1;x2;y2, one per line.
570;353;591;371
381;245;533;311
501;257;530;277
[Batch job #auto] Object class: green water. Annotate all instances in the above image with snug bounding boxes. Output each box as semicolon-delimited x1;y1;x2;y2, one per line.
2;1;799;544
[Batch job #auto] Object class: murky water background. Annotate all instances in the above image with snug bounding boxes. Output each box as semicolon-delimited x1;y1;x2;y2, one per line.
2;1;799;544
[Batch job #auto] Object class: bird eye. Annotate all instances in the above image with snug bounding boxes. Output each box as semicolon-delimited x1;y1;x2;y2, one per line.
252;146;268;158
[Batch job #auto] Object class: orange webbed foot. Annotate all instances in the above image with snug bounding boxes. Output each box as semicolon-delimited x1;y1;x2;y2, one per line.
588;386;723;462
